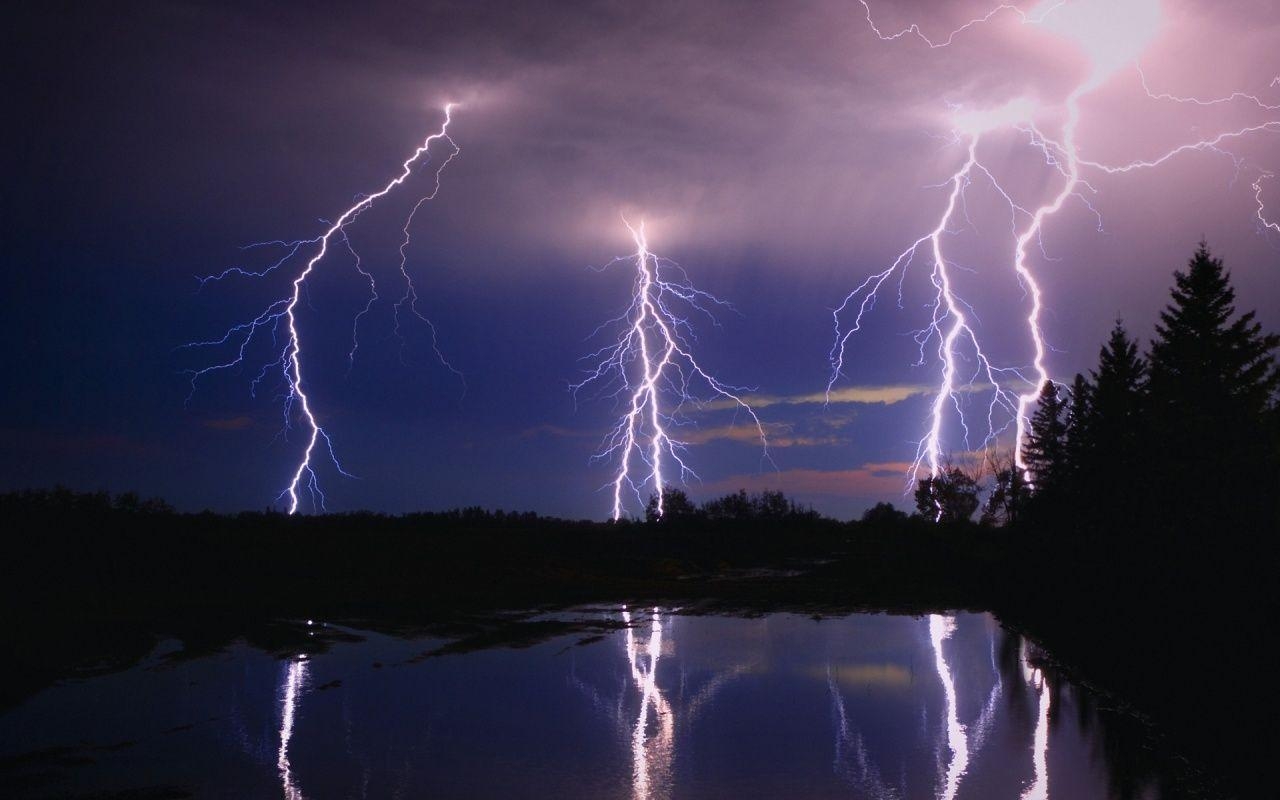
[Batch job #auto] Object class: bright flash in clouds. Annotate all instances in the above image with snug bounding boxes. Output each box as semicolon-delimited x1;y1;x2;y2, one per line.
950;98;1037;136
833;0;1280;498
1030;0;1161;87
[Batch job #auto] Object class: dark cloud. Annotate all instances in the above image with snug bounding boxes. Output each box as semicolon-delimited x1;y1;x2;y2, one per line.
202;416;255;431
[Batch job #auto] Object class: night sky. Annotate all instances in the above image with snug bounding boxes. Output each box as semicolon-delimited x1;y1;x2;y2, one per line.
6;1;1278;519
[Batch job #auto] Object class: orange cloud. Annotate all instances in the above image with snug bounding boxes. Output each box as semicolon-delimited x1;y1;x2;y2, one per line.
702;462;920;498
678;423;842;448
521;421;843;449
703;384;932;411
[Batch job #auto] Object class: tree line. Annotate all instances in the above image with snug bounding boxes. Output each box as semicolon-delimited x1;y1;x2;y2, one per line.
645;487;823;524
918;243;1279;536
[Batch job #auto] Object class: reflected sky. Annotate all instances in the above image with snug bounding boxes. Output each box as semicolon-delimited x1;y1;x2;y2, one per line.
0;611;1166;799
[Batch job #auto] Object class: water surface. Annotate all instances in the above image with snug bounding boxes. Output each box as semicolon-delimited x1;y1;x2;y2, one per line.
1;609;1169;799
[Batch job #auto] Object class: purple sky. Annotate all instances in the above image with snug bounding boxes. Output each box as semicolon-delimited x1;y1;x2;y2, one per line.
6;0;1278;518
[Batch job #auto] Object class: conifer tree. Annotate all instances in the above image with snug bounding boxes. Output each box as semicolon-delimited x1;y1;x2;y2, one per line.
1148;243;1277;416
1022;381;1069;494
1063;372;1094;492
1146;243;1279;523
1084;323;1148;503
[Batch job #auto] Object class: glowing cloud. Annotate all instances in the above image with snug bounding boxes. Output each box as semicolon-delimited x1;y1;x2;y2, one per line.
1031;0;1161;87
835;1;1279;496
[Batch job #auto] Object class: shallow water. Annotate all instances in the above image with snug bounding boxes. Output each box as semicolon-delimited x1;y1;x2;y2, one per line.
1;609;1168;799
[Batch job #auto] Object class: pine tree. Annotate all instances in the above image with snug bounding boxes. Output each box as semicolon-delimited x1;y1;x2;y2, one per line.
1093;322;1147;420
1086;322;1148;496
1062;372;1094;491
1148;243;1278;417
1146;243;1279;524
1022;381;1069;494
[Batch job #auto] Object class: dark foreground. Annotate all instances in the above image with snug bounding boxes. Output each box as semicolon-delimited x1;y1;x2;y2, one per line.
2;497;1275;799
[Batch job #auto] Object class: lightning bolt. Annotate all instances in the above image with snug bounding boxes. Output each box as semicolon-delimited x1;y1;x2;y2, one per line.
574;607;751;800
574;220;771;521
180;105;461;513
835;1;1279;494
829;125;1036;493
621;606;675;800
1019;640;1051;800
277;655;309;800
828;665;902;798
1096;65;1280;237
1256;173;1280;234
929;614;970;800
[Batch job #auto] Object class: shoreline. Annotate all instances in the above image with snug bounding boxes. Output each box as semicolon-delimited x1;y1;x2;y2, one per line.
4;506;1269;798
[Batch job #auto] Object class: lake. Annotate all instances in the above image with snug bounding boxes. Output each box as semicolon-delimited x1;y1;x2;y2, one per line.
1;608;1174;799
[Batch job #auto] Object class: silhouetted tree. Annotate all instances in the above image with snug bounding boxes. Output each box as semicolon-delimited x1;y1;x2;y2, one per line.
702;489;753;520
1148;243;1278;416
1145;243;1279;524
914;465;979;523
1022;381;1069;495
861;501;908;526
1092;322;1148;430
1074;322;1149;519
645;486;699;523
1062;372;1094;491
700;489;819;522
754;489;793;519
982;450;1028;526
